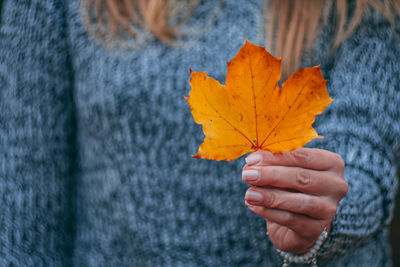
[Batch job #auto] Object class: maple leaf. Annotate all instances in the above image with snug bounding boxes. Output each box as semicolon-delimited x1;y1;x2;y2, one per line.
186;40;333;161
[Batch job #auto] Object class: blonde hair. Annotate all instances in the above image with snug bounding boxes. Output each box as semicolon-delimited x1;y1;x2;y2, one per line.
84;0;400;77
267;0;400;78
83;0;198;45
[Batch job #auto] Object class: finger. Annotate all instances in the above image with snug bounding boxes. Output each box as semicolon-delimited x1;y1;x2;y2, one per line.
245;187;337;220
266;221;316;253
246;203;325;240
242;165;348;197
266;222;311;253
245;148;345;172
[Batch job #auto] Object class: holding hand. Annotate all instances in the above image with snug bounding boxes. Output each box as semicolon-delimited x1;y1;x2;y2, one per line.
242;148;348;254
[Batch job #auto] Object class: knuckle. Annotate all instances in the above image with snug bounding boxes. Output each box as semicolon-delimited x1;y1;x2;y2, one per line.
264;167;278;182
264;191;277;208
281;211;295;224
337;179;349;198
296;170;311;187
291;149;309;165
300;197;316;214
326;202;338;218
259;151;275;165
332;153;345;171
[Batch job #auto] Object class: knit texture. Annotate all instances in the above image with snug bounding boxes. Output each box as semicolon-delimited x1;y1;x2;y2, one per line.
0;0;399;266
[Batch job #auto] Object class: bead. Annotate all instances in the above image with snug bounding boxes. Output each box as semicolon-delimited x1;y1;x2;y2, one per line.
312;258;318;267
276;227;328;267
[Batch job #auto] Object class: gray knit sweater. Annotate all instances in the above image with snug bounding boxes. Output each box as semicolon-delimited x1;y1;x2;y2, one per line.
1;0;399;266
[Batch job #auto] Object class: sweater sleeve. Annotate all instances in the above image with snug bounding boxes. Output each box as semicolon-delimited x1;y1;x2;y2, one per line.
310;17;400;262
0;1;75;265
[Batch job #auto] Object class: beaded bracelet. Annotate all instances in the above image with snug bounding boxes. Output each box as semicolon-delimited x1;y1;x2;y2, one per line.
274;227;328;267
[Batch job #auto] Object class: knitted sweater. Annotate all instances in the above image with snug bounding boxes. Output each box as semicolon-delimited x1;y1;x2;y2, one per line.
1;0;399;266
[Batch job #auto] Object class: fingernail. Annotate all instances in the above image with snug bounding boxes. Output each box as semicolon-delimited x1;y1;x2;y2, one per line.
245;190;263;204
242;170;260;182
245;154;262;165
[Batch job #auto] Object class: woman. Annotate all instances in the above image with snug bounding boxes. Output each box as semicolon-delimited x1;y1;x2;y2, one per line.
0;0;399;266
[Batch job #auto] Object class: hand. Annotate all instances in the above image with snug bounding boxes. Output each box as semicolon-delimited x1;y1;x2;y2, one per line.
242;148;348;254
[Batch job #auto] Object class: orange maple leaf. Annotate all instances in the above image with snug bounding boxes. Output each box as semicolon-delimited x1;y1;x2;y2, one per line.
186;40;333;161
